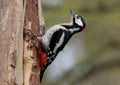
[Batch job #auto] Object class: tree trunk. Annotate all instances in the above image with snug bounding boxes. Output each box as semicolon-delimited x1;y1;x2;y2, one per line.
0;0;44;85
23;0;45;85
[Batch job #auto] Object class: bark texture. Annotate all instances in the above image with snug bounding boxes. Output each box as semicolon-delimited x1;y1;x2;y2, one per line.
0;0;24;85
23;0;44;85
0;0;44;85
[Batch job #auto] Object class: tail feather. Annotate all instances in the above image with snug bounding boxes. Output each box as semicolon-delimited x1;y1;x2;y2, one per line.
40;64;49;82
40;70;44;82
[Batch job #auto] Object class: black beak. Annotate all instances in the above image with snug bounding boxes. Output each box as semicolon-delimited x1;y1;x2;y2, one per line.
70;9;75;17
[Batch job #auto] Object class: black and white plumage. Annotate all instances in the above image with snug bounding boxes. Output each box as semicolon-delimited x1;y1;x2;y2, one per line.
42;9;86;65
39;9;86;81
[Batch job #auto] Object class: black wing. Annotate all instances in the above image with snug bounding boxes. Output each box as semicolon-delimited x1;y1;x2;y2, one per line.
55;30;72;55
49;28;72;55
49;29;64;52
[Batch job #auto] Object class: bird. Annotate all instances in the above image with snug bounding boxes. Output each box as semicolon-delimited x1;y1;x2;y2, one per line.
27;9;86;82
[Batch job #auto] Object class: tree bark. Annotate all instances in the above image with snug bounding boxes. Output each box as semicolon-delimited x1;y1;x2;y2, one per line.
0;0;24;85
23;0;44;85
0;0;44;85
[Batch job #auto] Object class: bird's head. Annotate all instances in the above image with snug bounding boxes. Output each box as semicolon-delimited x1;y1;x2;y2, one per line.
70;9;86;31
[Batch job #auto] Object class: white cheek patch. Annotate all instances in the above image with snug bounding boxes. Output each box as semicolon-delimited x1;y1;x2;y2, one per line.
75;18;83;26
69;28;79;33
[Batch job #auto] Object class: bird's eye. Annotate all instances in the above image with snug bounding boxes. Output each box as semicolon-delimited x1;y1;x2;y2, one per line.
77;16;80;19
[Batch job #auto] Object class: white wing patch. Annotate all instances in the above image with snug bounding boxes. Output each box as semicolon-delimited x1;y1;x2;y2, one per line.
53;32;65;53
42;25;67;48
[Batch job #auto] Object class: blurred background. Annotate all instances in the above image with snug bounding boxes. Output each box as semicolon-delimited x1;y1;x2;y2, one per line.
41;0;120;85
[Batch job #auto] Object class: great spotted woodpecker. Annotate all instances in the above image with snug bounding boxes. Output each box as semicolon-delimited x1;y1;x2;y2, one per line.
40;9;86;81
28;9;86;82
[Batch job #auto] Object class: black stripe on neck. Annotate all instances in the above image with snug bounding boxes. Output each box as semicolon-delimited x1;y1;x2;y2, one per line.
61;17;81;29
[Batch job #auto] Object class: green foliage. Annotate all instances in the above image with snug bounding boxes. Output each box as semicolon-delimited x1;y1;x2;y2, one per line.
43;0;120;62
42;0;120;84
